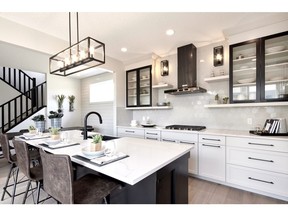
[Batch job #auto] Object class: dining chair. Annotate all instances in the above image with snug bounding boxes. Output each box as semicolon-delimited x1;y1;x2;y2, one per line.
13;139;43;204
39;148;121;204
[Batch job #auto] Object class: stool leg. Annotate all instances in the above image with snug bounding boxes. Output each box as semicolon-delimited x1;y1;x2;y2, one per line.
35;181;41;204
22;180;31;204
11;167;19;204
1;163;14;201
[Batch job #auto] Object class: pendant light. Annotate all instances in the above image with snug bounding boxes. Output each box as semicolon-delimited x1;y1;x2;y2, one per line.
49;12;105;76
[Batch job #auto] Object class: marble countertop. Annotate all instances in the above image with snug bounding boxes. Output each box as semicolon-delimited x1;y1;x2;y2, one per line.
117;125;288;141
22;130;192;185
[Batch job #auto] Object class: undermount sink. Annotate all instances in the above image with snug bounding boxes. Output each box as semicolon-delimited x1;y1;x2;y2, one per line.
81;132;118;141
86;135;118;141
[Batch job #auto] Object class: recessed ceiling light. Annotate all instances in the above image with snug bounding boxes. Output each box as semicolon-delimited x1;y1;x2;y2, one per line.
166;29;175;36
121;47;127;52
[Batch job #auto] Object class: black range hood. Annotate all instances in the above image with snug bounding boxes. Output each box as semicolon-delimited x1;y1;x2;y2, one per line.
164;43;207;95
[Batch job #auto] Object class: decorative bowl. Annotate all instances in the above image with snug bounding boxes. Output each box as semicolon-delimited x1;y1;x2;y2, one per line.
81;146;105;157
237;78;256;84
240;65;249;70
44;138;61;145
23;133;36;138
270;76;284;81
266;46;285;53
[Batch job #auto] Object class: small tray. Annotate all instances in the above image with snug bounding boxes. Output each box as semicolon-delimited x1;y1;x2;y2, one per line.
249;130;288;136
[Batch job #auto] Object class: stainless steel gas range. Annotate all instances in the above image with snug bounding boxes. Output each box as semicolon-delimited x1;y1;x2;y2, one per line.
165;125;206;131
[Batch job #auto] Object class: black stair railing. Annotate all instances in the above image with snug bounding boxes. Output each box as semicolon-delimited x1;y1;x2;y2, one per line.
0;82;46;133
0;67;36;99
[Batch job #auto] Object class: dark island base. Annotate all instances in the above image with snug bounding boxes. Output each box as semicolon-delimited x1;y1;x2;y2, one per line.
74;152;189;204
109;152;189;204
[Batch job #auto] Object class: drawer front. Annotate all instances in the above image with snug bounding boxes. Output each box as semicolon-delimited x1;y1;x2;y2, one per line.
227;147;288;174
227;164;288;197
199;134;225;145
117;127;144;138
145;130;161;141
199;143;226;181
226;136;288;153
161;131;198;143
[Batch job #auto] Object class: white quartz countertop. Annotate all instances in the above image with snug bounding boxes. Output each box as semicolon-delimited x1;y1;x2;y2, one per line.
117;125;288;141
21;130;192;185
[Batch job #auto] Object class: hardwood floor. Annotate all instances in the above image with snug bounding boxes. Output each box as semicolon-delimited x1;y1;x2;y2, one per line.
188;177;287;204
0;158;287;204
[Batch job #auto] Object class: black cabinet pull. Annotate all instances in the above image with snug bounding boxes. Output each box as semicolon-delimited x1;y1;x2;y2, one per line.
248;177;274;184
146;132;158;135
248;142;274;147
146;137;158;140
202;138;221;142
162;139;176;143
202;144;221;148
248;157;274;163
125;130;135;133
179;141;195;145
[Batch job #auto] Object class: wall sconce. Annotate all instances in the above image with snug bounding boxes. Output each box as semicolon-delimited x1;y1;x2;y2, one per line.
161;60;169;76
213;46;224;67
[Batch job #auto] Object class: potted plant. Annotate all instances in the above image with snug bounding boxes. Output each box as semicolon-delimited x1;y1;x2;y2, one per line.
48;110;64;128
49;127;60;140
57;94;66;110
28;125;37;134
68;95;75;112
223;97;229;104
31;114;45;132
90;134;102;151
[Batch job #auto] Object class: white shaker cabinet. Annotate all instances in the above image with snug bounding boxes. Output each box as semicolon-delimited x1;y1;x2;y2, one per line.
226;136;288;199
161;131;198;175
198;134;226;181
145;129;161;141
117;127;144;138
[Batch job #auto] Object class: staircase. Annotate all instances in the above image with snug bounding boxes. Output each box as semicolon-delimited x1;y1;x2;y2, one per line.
0;67;47;133
0;67;36;99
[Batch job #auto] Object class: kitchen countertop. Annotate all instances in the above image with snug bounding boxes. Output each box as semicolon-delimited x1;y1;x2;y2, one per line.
117;125;288;141
20;130;192;185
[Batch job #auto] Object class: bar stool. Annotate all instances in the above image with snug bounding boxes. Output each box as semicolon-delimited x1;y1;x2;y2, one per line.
1;134;40;203
12;140;43;204
39;148;121;204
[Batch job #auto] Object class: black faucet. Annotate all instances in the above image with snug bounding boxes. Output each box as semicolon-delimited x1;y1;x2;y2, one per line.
83;111;103;140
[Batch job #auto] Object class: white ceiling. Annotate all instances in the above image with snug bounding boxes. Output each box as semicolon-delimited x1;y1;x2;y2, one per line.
0;12;288;78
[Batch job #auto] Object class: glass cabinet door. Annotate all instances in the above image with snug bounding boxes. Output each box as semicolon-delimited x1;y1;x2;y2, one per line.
230;41;258;103
126;65;152;107
263;34;288;101
127;70;137;106
139;67;151;106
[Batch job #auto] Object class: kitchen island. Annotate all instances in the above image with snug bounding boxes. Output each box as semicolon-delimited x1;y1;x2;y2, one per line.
20;130;192;204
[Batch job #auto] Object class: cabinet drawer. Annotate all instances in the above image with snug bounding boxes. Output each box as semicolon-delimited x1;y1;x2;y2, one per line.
226;136;288;153
227;164;288;198
227;147;288;174
117;127;144;138
199;134;225;145
161;131;198;143
145;129;161;141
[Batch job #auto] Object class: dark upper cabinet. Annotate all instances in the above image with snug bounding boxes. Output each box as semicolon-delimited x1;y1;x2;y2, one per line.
229;31;288;103
126;65;152;107
177;44;197;88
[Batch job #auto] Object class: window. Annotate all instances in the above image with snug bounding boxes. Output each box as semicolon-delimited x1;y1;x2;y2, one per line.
89;80;114;103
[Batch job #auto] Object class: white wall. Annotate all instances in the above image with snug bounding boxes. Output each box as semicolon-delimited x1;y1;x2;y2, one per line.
46;74;82;128
130;38;288;131
81;72;114;135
